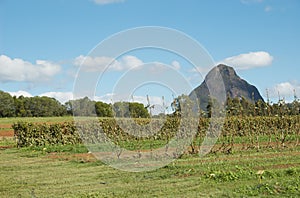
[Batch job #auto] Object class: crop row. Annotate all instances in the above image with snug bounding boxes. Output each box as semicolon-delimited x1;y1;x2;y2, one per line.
13;116;300;153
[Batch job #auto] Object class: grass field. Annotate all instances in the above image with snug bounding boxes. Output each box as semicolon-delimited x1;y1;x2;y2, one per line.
0;117;299;197
0;141;299;197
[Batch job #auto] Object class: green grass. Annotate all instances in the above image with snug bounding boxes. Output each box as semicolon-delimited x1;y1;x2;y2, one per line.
0;139;299;197
1;116;299;197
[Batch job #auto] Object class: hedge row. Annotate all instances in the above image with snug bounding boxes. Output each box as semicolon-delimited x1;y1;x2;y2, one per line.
12;122;81;147
12;116;300;150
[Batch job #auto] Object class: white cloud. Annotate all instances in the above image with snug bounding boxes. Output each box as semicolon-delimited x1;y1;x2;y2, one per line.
219;51;273;70
74;55;115;72
268;81;300;101
0;55;61;82
8;90;73;104
118;55;144;70
93;0;124;5
74;55;182;73
171;61;181;70
39;92;73;104
8;90;33;98
74;55;143;72
94;93;115;104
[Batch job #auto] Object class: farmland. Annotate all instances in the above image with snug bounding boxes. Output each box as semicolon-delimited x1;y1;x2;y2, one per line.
2;0;300;197
0;116;299;197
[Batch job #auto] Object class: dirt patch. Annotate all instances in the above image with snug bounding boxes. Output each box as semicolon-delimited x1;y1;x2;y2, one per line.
0;124;12;129
0;130;14;137
0;145;14;149
46;152;96;162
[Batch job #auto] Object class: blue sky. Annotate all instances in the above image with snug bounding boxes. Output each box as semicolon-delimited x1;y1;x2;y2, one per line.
0;0;299;107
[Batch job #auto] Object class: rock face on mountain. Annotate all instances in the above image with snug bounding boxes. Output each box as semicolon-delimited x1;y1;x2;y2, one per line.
190;64;264;110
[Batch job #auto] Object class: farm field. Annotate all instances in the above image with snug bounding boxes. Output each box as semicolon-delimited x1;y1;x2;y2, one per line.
2;0;300;197
0;140;299;197
0;117;299;197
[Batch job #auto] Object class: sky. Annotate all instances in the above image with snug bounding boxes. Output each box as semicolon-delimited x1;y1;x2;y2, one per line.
0;0;299;108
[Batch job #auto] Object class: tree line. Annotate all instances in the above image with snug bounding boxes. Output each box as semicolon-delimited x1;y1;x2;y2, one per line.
0;90;299;118
0;91;149;118
0;91;67;117
223;96;300;117
171;94;300;117
65;97;149;118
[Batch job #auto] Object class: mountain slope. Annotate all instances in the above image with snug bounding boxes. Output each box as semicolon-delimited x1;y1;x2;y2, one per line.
190;64;264;110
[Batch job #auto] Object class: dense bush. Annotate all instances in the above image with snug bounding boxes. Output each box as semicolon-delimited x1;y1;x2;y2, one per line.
12;122;81;147
193;116;300;153
13;116;300;152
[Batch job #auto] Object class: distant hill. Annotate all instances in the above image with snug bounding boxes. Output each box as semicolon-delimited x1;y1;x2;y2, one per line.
190;64;264;110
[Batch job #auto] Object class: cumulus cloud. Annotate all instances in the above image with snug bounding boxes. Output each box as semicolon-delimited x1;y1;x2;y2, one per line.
8;90;73;104
39;92;73;104
74;55;143;72
74;55;114;72
219;51;273;70
93;0;125;5
118;55;144;70
0;55;61;82
74;55;183;73
269;81;300;100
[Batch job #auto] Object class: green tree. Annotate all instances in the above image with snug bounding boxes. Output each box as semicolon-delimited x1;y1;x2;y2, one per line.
129;102;149;118
0;91;15;117
68;97;96;116
13;96;27;117
113;102;150;118
95;101;113;117
15;96;67;117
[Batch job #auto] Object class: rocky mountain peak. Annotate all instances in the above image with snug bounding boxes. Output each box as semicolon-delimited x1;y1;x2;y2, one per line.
190;64;264;110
